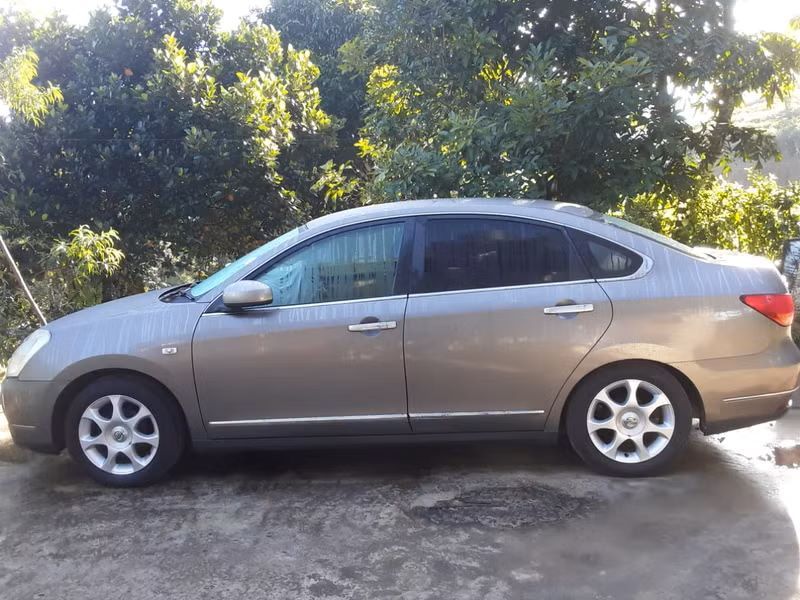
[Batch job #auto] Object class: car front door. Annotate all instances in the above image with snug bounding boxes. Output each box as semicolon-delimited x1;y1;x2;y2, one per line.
193;219;413;439
405;216;613;433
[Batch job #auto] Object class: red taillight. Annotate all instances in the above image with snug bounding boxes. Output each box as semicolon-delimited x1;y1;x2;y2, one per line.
740;294;795;327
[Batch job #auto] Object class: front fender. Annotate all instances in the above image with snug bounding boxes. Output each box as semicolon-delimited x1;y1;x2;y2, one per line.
18;298;210;442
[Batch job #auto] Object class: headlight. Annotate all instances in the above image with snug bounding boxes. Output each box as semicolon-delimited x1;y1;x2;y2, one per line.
6;329;51;378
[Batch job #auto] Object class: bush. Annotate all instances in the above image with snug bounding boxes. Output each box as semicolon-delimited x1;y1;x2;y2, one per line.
616;171;800;260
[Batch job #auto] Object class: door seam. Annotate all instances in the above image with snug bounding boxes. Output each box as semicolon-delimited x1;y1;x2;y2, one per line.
543;280;615;428
401;293;414;432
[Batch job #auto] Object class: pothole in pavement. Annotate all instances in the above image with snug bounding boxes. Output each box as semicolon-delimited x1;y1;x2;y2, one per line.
408;483;600;529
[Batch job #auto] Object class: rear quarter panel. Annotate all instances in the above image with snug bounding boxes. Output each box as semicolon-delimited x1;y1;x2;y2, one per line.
543;230;796;431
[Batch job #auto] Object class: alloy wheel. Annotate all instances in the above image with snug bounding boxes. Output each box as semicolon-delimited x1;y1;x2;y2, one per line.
78;395;160;475
586;379;675;463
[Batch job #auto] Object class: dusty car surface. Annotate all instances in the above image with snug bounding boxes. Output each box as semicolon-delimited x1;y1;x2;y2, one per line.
2;198;798;486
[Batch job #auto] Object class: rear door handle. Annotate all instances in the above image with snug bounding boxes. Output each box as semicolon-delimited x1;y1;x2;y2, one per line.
543;304;594;315
347;320;397;332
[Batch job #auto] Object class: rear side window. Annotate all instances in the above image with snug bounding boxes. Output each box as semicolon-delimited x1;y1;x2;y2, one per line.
417;218;589;293
569;230;643;279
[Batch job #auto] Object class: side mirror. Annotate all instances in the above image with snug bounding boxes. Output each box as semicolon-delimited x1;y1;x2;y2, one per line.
222;280;273;309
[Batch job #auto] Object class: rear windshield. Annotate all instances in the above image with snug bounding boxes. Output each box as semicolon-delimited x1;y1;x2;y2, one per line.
597;214;708;259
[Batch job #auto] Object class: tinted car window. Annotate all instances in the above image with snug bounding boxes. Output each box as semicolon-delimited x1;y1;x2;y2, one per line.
569;230;643;279
256;222;405;306
418;218;588;293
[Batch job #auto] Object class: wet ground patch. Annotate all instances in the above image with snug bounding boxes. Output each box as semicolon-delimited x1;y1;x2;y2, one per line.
0;414;32;463
408;483;600;529
773;443;800;467
0;439;32;464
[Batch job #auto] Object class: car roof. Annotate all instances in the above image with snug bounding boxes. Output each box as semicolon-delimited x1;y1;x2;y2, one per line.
195;198;689;301
304;198;598;232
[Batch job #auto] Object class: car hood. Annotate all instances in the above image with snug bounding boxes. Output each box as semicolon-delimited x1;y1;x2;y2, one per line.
19;286;210;384
44;287;197;331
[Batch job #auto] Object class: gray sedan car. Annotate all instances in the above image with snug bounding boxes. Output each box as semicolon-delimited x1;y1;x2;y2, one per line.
3;199;798;486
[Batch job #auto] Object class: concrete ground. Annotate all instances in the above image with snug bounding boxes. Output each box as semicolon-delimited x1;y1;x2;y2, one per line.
1;413;800;600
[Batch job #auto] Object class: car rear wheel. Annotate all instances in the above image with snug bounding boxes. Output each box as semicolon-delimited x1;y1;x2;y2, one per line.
65;375;185;486
566;363;692;476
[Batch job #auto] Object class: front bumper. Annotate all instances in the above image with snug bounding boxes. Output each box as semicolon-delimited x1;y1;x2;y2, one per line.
1;378;62;453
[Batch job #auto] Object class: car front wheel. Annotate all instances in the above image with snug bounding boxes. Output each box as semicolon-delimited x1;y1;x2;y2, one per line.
566;363;692;476
65;375;185;486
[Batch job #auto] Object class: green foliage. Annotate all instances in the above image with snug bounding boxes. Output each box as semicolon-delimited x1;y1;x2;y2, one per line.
617;171;800;260
44;225;125;312
348;0;800;207
257;0;366;152
311;160;363;207
0;2;336;300
257;0;368;210
0;225;124;361
50;226;125;282
0;47;62;124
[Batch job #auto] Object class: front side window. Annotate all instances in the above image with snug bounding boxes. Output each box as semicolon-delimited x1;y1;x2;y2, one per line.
255;222;405;306
191;227;304;299
418;218;588;293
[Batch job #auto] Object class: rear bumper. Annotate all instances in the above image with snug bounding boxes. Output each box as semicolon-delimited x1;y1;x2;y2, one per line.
701;389;792;435
0;378;62;453
672;337;800;435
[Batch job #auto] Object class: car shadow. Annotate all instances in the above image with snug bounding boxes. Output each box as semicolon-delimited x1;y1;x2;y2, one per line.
175;436;584;481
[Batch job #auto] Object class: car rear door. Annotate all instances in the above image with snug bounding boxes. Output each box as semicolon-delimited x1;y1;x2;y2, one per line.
404;216;612;433
192;219;414;439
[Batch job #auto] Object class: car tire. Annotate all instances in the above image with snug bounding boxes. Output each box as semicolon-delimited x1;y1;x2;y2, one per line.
565;363;692;477
65;375;185;487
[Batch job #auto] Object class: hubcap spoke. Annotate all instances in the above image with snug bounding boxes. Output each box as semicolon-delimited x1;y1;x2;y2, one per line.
79;433;102;451
131;429;159;449
623;379;642;407
121;446;148;472
643;393;671;417
588;416;615;433
107;395;124;421
630;434;651;461
601;434;626;458
123;404;152;425
592;389;623;416
101;450;119;472
85;407;110;426
644;419;674;438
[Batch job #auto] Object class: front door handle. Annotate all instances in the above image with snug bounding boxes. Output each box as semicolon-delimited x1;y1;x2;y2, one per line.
347;320;397;332
543;303;594;315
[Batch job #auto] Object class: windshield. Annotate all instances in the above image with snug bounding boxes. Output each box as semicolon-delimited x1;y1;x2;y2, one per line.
190;227;303;299
599;214;708;259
